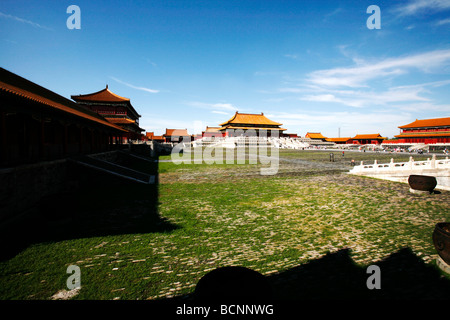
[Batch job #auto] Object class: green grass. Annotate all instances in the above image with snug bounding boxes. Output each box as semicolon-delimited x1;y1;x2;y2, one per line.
0;149;449;300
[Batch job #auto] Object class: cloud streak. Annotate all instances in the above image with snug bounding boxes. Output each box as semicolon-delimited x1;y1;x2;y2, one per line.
393;0;450;16
436;18;450;25
186;101;239;113
306;49;450;88
110;77;159;93
300;86;431;108
268;110;410;138
0;11;52;30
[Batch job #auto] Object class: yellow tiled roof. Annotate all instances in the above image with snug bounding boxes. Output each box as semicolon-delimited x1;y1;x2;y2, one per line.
164;128;189;136
306;132;327;139
71;86;130;102
219;125;286;131
219;112;283;126
326;137;351;142
399;117;450;129
352;134;386;140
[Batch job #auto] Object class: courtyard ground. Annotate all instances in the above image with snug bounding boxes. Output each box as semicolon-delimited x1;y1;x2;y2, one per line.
0;149;449;300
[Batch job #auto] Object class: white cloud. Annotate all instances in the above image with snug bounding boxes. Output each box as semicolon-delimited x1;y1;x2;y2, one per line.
278;87;305;93
436;18;450;25
306;49;450;88
323;7;343;22
393;0;450;16
300;86;430;108
0;11;52;30
186;101;239;112
268;111;410;138
110;77;159;93
211;110;229;115
392;102;450;112
284;54;299;60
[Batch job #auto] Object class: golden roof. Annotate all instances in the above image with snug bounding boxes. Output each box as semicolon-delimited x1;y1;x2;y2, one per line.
326;137;351;142
219;125;286;131
219;112;283;126
399;117;450;129
306;132;327;139
204;126;221;132
352;134;386;140
164;128;189;136
71;85;130;103
106;117;135;124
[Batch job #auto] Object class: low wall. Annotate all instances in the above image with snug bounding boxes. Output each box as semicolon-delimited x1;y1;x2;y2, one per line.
0;159;76;223
0;149;153;225
349;156;450;191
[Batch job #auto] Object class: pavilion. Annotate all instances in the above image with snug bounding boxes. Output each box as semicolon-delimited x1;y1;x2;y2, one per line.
71;86;144;141
218;112;286;137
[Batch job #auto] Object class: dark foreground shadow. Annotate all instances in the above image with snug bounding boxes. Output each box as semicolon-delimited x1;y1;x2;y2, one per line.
193;266;274;301
266;247;450;300
176;248;450;302
0;152;179;262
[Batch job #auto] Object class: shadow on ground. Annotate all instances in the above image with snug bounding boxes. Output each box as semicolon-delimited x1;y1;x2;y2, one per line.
177;248;450;301
0;153;178;262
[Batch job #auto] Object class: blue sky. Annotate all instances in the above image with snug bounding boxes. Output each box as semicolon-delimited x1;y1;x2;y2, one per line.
1;0;449;138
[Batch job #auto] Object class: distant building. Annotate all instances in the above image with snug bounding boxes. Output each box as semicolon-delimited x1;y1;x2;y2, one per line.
325;137;351;144
145;132;165;142
163;128;190;143
347;134;386;145
0;68;125;166
202;126;224;138
218;112;286;137
394;117;450;144
283;133;299;138
71;86;144;141
305;132;327;141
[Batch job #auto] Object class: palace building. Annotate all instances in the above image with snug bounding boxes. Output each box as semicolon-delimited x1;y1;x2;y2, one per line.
71;86;144;141
394;117;450;144
218;112;286;137
325;137;351;144
163;128;190;143
347;133;386;145
202;126;224;138
305;132;327;141
145;132;165;142
0;68;125;166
